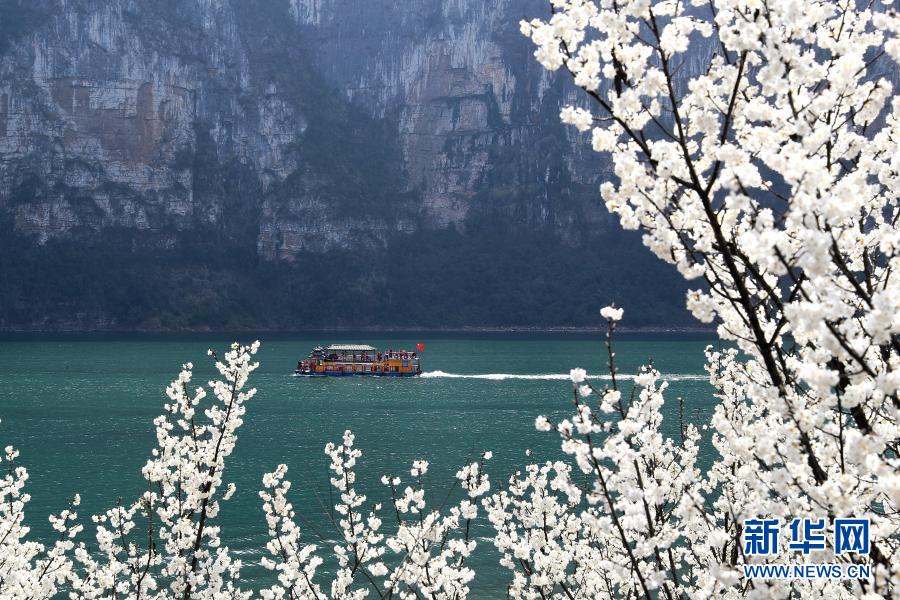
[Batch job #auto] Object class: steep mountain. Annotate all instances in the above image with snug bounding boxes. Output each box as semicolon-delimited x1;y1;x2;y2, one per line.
0;0;693;331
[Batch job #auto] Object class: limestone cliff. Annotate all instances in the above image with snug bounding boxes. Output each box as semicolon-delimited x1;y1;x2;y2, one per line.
0;0;691;330
287;0;606;232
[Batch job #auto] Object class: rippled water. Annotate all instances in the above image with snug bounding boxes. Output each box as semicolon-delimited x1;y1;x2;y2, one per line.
0;332;716;597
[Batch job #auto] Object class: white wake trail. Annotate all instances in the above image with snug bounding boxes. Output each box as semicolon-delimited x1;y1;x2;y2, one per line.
420;371;708;382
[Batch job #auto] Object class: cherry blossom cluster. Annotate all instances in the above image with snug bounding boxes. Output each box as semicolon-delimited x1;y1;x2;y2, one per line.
485;312;710;598
259;431;491;599
258;464;324;599
70;341;261;598
0;440;82;599
519;0;900;595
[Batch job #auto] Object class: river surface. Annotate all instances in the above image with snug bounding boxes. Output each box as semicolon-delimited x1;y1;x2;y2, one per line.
0;332;717;597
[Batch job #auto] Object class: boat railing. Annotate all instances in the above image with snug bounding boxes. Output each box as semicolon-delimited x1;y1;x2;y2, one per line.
324;353;420;362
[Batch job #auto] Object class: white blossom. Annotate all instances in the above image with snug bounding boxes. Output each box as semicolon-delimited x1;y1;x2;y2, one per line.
569;368;587;384
600;305;624;321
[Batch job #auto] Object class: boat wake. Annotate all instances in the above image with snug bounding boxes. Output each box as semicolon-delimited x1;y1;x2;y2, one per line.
420;371;708;382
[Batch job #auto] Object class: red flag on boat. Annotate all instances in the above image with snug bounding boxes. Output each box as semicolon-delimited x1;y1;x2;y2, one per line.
416;343;426;351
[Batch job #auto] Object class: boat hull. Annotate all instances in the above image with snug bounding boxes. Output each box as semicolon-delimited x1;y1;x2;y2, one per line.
293;371;420;378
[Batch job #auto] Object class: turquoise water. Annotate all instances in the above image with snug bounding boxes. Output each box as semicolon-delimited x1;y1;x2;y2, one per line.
0;333;716;597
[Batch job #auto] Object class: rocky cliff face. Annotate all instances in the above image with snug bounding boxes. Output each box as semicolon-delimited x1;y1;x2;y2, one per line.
0;0;411;253
287;0;603;231
0;0;691;330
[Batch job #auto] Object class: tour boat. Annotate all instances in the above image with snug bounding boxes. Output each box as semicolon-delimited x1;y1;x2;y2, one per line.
294;344;422;377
